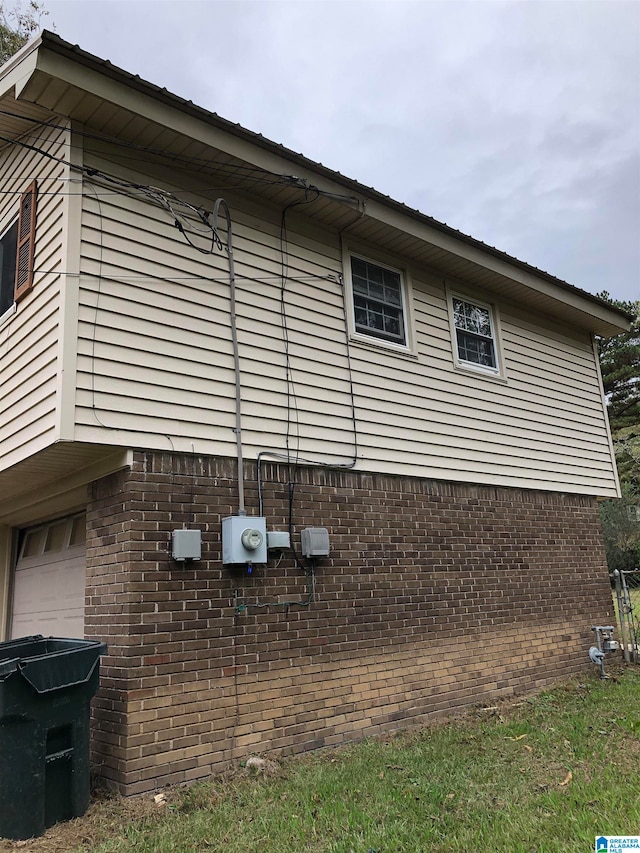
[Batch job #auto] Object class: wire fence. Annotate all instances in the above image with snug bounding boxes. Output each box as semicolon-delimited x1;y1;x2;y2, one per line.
613;569;640;664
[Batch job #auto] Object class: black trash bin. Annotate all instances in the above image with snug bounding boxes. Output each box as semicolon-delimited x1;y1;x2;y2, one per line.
0;635;107;840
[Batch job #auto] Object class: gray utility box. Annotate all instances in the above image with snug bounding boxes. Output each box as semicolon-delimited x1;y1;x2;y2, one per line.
301;527;330;558
171;528;202;562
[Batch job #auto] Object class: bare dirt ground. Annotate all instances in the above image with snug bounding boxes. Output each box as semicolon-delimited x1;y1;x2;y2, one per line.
0;760;273;853
0;784;178;853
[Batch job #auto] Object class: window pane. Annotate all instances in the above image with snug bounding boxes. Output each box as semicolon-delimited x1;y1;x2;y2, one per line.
369;281;385;301
468;305;491;336
0;221;18;317
383;284;402;306
22;528;46;558
384;312;400;337
352;274;368;295
366;306;384;331
354;303;368;327
456;330;496;368
70;515;86;546
368;264;383;285
351;258;367;279
453;298;491;335
45;521;68;553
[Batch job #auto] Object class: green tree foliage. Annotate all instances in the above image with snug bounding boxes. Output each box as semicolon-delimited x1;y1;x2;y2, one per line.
597;294;640;571
598;294;640;433
0;1;48;66
599;482;640;572
597;294;640;490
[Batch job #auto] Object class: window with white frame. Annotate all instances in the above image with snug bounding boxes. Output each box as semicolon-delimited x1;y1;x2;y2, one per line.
451;295;499;371
350;255;406;345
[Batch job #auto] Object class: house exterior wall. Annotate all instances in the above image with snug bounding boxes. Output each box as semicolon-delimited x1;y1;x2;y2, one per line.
85;451;615;794
0;40;626;799
71;152;618;496
0;122;69;472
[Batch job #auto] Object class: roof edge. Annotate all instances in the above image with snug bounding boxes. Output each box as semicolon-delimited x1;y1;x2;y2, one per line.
17;31;635;330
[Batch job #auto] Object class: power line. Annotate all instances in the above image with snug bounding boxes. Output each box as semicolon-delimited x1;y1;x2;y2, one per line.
0;134;339;257
0;110;315;187
28;267;339;286
0;184;302;197
0;111;361;202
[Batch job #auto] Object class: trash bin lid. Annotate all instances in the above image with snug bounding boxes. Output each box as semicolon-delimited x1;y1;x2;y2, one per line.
0;636;107;693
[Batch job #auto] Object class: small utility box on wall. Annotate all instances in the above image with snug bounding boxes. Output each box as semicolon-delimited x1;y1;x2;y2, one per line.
171;529;202;562
301;527;330;558
222;516;267;565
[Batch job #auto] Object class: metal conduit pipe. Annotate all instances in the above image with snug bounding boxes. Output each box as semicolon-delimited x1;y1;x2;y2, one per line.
211;197;245;516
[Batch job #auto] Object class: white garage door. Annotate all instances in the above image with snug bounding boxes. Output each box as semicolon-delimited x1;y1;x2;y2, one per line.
11;513;86;639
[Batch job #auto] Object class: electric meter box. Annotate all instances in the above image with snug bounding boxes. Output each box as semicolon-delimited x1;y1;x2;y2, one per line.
222;516;267;565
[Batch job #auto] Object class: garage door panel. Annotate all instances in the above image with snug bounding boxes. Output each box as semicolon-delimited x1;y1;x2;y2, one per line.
11;516;86;639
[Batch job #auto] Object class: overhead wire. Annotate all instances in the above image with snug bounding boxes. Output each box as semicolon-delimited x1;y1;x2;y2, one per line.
0;122;362;278
86;183;110;430
0;111;359;201
0;113;284;176
21;268;339;286
3;124;363;588
0;131;358;260
0;185;306;198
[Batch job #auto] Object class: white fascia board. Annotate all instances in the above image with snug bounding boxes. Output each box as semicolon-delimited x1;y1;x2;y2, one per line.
0;33;43;98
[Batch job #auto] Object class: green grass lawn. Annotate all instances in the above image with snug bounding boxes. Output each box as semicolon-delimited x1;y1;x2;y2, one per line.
63;665;640;853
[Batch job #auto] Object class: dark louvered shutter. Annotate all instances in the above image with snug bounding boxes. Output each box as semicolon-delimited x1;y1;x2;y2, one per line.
14;180;37;303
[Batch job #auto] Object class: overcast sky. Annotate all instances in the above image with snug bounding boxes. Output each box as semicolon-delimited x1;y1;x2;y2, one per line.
43;0;640;303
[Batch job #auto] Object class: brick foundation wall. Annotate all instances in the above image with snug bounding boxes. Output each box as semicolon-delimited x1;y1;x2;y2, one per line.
85;452;615;794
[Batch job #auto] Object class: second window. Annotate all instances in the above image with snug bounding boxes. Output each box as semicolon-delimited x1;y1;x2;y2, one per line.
451;296;499;371
350;255;406;346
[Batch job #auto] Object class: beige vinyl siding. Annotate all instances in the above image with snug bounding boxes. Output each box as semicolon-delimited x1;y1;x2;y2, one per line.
73;154;617;496
74;156;351;460
350;278;614;491
0;124;67;472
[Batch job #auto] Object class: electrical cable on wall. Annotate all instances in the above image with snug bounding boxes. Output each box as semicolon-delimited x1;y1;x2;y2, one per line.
86;183;110;430
280;195;321;476
279;191;325;571
233;567;315;614
1;132;360;269
0;133;242;256
3;128;364;580
0;125;370;651
3;129;362;448
261;193;360;573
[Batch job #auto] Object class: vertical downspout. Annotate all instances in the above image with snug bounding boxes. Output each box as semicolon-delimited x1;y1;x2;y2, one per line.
211;198;245;516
